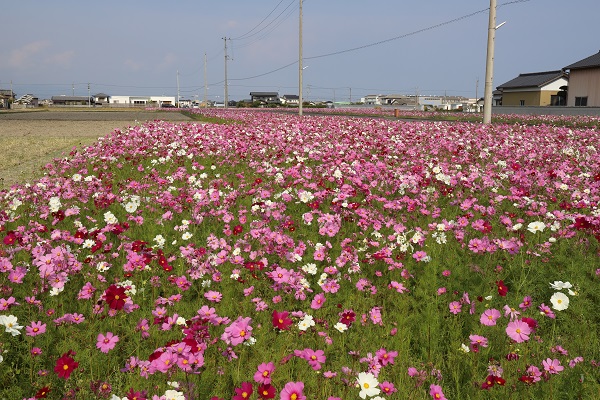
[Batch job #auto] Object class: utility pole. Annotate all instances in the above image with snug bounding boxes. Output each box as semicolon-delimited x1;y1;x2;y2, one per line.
483;0;497;124
204;53;208;106
298;0;303;116
88;83;90;107
177;70;180;107
223;37;229;109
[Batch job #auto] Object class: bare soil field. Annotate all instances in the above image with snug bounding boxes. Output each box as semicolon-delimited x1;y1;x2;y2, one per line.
0;108;192;190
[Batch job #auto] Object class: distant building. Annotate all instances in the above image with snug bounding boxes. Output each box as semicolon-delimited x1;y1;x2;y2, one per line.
496;70;568;106
250;92;279;105
94;93;110;105
563;50;600;107
108;95;176;107
0;89;16;108
51;95;93;106
281;94;299;105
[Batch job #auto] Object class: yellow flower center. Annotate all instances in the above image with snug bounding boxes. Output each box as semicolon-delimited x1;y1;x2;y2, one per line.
364;383;370;389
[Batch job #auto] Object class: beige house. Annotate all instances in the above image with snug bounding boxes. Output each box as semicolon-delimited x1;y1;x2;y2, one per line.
563;51;600;107
496;70;568;106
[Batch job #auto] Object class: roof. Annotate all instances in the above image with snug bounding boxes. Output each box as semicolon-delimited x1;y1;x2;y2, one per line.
282;94;299;99
51;96;92;101
497;70;567;89
564;51;600;70
250;92;279;96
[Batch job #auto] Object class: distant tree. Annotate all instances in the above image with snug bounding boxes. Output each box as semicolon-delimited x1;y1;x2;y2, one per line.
557;85;568;105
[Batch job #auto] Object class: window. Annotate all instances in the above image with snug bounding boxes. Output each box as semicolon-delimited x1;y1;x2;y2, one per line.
519;100;525;106
575;96;588;106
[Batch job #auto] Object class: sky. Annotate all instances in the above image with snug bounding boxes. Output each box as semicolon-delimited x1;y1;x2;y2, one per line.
2;0;599;103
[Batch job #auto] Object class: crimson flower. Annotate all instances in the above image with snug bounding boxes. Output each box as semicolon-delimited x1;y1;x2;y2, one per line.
126;388;148;400
233;382;253;400
496;280;508;297
257;384;276;399
3;231;17;245
104;284;128;310
34;386;50;399
54;352;79;379
272;310;293;331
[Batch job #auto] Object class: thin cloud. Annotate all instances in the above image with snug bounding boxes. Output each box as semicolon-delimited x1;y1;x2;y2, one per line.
3;40;50;67
44;50;75;68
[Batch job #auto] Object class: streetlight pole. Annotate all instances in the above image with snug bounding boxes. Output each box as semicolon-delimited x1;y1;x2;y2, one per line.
483;0;497;124
298;0;303;116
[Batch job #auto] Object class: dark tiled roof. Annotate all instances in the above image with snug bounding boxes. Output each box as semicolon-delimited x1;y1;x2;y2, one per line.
497;70;567;89
564;51;600;70
250;92;278;96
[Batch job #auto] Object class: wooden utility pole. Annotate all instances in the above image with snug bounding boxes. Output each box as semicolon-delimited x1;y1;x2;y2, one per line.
223;37;229;109
483;0;497;124
204;53;207;106
298;0;303;116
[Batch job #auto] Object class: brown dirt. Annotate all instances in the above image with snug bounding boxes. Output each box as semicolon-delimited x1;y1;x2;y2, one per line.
0;109;193;190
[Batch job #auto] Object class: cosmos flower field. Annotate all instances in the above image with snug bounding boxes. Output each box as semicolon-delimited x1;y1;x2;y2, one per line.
1;109;600;399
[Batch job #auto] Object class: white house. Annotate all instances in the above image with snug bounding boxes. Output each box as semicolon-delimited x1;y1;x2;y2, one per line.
109;95;176;107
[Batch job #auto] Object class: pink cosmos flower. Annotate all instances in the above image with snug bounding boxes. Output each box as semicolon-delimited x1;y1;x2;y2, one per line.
449;301;462;314
519;296;532;311
480;308;501;326
96;332;119;353
469;334;489;351
26;321;47;337
506;319;531;343
375;348;398;366
280;381;306;400
538;303;556;319
412;251;428;262
542;358;564;374
429;384;447;399
379;381;397;395
204;290;223;303
311;293;326;310
254;361;275;384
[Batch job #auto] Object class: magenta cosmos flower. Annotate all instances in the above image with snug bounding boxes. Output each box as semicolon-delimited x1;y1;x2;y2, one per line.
280;381;306;400
429;384;447;399
96;332;119;353
254;361;275;384
505;319;532;343
480;308;501;326
26;321;47;337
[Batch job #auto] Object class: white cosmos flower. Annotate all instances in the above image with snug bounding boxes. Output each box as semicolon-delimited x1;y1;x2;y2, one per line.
357;371;381;399
549;281;573;290
334;322;348;333
298;314;315;331
527;221;546;233
550;292;569;311
0;315;23;336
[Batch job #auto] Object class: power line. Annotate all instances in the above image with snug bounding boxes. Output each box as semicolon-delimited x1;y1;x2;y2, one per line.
225;0;529;83
232;0;289;41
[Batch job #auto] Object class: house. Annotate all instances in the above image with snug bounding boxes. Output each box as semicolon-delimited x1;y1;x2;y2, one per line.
379;94;416;107
108;95;176;107
94;93;110;105
280;94;299;105
496;70;568;106
51;95;93;106
13;94;39;108
0;89;15;109
250;92;279;105
563;50;600;107
362;94;385;105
